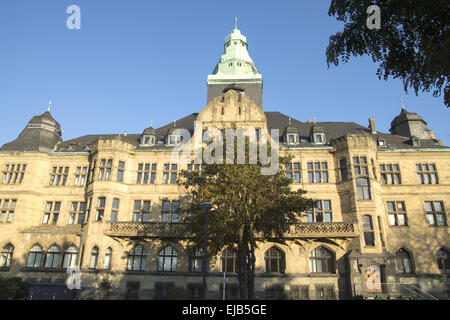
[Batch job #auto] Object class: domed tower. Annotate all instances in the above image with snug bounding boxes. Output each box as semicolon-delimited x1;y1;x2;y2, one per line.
1;107;63;153
207;20;263;108
389;106;432;140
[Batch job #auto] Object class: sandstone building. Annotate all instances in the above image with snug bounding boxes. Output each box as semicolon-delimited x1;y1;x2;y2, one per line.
0;26;449;300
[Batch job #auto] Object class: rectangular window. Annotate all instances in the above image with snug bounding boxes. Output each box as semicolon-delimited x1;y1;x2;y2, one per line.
132;200;151;222
285;162;301;183
380;163;401;185
386;201;407;226
137;163;157;184
117;161;125;182
95;197;106;221
187;163;202;171
265;285;284;300
162;200;180;223
377;216;386;248
356;177;371;200
49;166;69;186
111;198;119;222
0;199;16;223
43;201;61;225
291;285;309;300
306;200;332;223
73;166;88;186
416;164;438;185
2;163;26;184
219;284;240;300
99;159;113;180
163;163;178;184
424;201;446;226
307;161;328;183
362;215;375;246
68;201;87;225
187;283;203;300
353;156;369;178
315;285;335;300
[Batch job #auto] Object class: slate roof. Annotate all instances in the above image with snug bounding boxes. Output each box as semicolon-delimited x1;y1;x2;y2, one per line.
1;111;63;153
2;111;447;153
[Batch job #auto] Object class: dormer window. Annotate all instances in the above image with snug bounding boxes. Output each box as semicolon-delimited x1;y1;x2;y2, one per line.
141;135;156;146
313;133;326;144
378;139;386;147
412;139;420;147
167;135;181;146
286;133;299;144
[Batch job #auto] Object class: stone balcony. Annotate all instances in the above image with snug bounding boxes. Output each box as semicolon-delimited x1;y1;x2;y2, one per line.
105;221;358;239
105;222;186;238
285;222;358;238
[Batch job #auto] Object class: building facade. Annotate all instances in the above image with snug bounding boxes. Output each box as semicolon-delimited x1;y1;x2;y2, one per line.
0;26;449;300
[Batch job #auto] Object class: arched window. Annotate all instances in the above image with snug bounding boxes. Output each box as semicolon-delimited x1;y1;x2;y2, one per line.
26;244;43;268
127;245;146;271
89;247;99;269
264;247;285;274
44;245;60;269
62;245;79;269
0;244;14;268
189;248;204;273
220;247;238;273
158;246;178;272
396;249;413;274
309;246;335;273
104;247;112;270
436;248;449;275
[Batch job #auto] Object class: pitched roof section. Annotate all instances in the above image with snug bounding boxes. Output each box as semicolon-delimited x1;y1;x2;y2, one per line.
48;111;447;153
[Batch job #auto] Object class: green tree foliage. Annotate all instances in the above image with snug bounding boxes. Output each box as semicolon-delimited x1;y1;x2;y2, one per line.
326;0;449;107
0;277;29;300
179;136;313;300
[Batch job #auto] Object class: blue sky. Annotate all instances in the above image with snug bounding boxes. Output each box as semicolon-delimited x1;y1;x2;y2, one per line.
0;0;448;146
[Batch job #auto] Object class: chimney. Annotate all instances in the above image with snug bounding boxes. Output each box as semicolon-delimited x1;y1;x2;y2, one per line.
307;119;312;123
369;118;376;134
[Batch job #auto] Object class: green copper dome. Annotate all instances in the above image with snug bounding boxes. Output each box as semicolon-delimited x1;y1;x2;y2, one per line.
206;23;264;107
208;26;262;79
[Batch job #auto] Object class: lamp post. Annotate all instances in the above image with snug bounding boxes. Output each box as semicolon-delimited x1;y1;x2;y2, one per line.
201;201;212;299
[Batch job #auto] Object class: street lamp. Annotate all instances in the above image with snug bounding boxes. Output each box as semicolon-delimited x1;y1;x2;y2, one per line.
201;201;212;299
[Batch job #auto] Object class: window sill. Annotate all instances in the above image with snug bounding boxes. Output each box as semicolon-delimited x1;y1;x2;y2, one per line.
260;273;287;277
20;267;66;273
308;273;338;278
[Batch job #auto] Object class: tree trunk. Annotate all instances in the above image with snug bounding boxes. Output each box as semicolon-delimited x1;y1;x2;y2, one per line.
237;226;248;299
247;224;256;300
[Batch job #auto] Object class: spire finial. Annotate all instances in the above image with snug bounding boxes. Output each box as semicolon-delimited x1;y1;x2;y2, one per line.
235;17;238;30
288;117;291;125
47;101;52;112
174;120;177;127
400;98;405;110
313;117;317;125
151;120;153;128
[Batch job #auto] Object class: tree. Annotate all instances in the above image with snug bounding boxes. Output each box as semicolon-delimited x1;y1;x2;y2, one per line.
179;135;313;300
0;277;29;300
326;0;449;107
